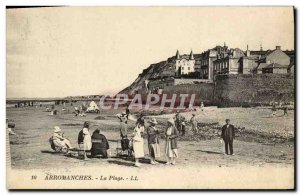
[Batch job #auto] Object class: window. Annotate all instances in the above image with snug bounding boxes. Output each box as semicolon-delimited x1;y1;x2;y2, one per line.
188;67;190;70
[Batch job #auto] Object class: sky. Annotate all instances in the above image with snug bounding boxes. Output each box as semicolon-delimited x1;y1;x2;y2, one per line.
6;7;294;98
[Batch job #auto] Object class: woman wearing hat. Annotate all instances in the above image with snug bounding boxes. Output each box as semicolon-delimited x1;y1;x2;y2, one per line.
132;115;145;167
52;126;73;149
165;118;179;165
146;118;161;165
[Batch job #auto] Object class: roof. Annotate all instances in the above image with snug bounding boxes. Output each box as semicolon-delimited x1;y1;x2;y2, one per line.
262;63;289;69
250;50;268;56
256;63;269;70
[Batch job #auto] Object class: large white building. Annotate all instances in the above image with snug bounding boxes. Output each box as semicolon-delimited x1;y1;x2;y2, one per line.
175;50;195;76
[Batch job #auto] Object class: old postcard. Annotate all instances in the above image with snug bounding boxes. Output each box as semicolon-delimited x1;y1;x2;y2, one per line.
6;6;295;190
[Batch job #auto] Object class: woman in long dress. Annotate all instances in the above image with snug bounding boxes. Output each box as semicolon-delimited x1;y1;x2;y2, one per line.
78;121;92;160
165;118;179;165
146;118;160;165
132;116;145;167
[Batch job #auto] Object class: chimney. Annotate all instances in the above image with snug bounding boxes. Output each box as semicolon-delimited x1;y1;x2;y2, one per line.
246;44;250;56
246;50;250;57
276;46;281;50
176;50;180;60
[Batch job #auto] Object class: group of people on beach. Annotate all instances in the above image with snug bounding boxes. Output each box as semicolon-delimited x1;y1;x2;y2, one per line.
50;121;110;160
116;111;180;167
49;108;237;167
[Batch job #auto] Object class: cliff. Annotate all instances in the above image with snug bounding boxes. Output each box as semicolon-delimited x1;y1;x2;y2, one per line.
119;56;177;94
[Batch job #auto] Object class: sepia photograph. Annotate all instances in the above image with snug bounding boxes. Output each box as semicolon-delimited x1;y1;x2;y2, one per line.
6;6;295;190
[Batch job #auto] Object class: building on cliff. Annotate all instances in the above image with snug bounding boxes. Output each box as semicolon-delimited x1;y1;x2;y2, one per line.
253;46;291;74
213;48;245;78
195;44;229;80
175;50;195;76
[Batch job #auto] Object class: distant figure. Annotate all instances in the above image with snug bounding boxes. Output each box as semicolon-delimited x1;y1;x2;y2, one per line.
220;119;235;156
165;118;179;165
147;118;161;165
74;107;80;116
6;119;16;135
271;104;277;117
144;80;149;92
91;129;109;158
79;110;86;117
200;102;204;111
190;113;199;134
175;111;182;135
181;120;186;136
78;122;92;160
283;106;288;116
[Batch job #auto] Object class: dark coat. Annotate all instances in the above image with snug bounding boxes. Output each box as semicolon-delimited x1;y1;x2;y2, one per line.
166;125;179;149
91;133;109;150
221;124;235;142
147;126;160;144
78;129;84;144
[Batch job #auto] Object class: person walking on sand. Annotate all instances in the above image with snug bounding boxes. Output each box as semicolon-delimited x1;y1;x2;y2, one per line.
220;119;235;156
78;121;92;160
165;118;179;165
190;113;199;134
146;118;161;165
132;116;145;167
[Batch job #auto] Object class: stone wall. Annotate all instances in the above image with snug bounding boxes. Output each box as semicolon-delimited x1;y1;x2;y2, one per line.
214;74;294;106
174;78;213;85
124;74;294;107
163;83;215;106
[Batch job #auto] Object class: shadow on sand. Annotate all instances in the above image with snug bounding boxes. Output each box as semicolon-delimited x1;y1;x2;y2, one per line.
41;150;58;154
107;160;134;167
41;150;79;159
197;150;223;155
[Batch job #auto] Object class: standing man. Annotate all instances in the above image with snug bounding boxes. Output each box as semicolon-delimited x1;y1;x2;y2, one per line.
175;111;182;135
117;111;128;138
220;119;235;156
